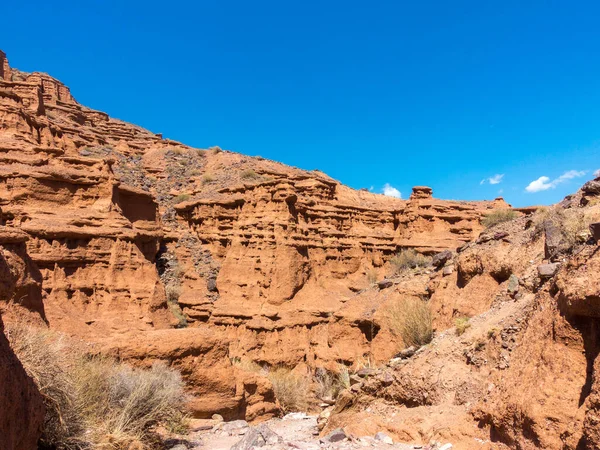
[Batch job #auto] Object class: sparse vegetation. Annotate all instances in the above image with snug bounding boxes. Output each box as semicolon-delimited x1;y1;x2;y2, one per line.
240;168;260;180
482;209;518;228
487;327;500;339
267;367;310;413
202;174;215;184
5;323;187;449
455;317;471;336
173;193;190;203
366;268;378;284
532;206;600;248
390;249;431;273
165;283;181;303
387;297;433;349
315;366;350;400
230;357;266;374
209;146;222;154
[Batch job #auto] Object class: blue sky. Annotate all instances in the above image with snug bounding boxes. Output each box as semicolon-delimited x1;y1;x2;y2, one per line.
3;0;600;206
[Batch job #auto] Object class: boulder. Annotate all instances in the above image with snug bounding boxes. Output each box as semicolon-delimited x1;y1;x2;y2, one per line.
582;179;600;196
221;419;249;436
231;424;282;449
320;428;347;444
590;222;600;243
432;250;453;268
507;274;520;295
374;432;394;444
442;266;454;276
538;263;560;279
377;279;393;289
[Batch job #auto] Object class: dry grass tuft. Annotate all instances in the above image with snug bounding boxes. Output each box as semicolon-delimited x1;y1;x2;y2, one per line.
230;357;266;374
387;297;433;349
267;367;309;413
314;366;350;400
5;323;187;449
366;268;378;285
533;206;600;248
482;209;518;228
202;174;215;184
390;249;431;273
240;168;260;180
455;317;471;336
173;194;190;204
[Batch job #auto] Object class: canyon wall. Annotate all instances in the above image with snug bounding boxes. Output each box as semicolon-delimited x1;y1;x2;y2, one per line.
0;50;507;421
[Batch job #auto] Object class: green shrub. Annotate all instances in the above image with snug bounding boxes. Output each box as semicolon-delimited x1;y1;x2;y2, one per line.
482;209;518;228
387;297;433;348
390;249;431;273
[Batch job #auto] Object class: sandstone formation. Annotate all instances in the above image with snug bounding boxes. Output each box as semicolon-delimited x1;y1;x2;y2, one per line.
324;182;600;449
0;45;504;392
6;48;600;450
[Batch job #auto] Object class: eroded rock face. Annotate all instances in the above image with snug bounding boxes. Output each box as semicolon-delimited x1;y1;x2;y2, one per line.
0;50;508;421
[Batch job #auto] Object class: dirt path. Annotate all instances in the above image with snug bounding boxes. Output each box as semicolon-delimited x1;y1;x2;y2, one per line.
175;413;445;449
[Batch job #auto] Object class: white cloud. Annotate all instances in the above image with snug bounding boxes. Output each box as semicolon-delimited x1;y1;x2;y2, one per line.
594;169;600;178
489;174;504;185
525;170;587;193
382;183;401;198
525;176;552;193
480;174;504;185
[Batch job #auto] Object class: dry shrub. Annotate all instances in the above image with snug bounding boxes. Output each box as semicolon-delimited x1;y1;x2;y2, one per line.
240;169;259;180
482;209;518;228
390;249;431;273
314;366;349;400
5;324;187;449
202;174;215;184
267;367;309;413
387;297;433;349
455;317;471;336
172;194;190;203
366;268;378;285
5;324;84;448
533;206;600;247
230;357;265;374
209;146;222;154
165;283;181;303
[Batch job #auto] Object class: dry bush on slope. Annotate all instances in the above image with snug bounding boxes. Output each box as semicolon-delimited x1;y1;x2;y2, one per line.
267;368;309;413
533;206;600;248
482;209;518;228
5;324;186;449
390;249;431;273
387;297;433;349
240;168;260;180
314;366;350;401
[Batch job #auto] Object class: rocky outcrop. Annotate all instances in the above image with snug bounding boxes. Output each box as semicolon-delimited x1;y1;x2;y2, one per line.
325;190;600;449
